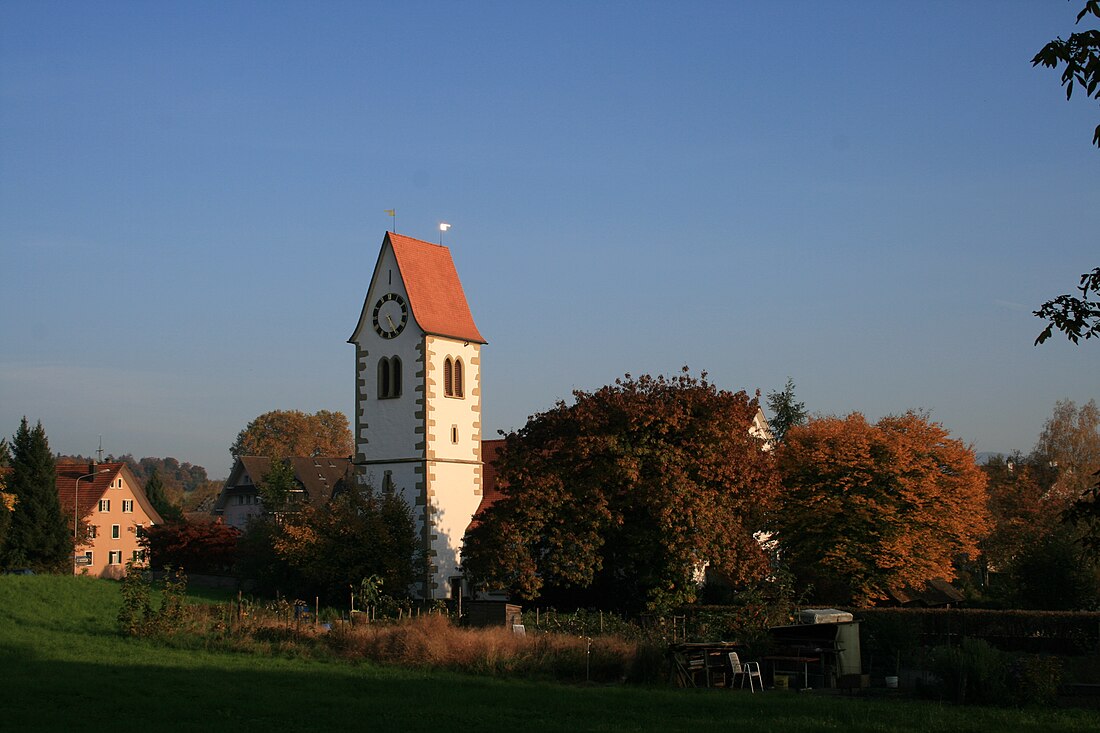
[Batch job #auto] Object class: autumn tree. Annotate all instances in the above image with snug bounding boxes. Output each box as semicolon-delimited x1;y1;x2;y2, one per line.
231;409;353;460
1033;398;1100;506
975;454;1052;587
181;479;222;513
141;520;241;574
462;369;780;613
2;418;70;572
0;444;14;554
766;377;807;443
773;412;990;607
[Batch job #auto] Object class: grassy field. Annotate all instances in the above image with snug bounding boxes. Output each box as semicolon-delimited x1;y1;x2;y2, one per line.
1;576;1096;733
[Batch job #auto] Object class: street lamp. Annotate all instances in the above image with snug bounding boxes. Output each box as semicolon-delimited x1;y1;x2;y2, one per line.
74;468;109;545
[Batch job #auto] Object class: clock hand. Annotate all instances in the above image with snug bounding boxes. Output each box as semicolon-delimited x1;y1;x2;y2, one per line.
386;314;397;331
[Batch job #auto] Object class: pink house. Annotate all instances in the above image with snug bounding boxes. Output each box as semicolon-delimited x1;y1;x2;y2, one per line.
56;462;164;578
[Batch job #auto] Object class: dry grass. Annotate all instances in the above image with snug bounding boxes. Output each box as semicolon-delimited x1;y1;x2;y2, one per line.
323;614;662;683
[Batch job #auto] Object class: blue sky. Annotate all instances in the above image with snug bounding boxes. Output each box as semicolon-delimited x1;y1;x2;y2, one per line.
1;1;1096;479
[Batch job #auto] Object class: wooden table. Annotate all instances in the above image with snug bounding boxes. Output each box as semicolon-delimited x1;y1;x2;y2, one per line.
669;642;743;688
762;655;820;690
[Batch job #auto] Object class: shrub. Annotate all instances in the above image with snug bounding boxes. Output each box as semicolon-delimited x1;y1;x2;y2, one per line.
1009;654;1062;707
117;563;188;637
930;637;1010;705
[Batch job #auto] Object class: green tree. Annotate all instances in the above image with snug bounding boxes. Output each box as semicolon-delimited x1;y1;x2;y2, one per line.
1032;3;1099;344
463;369;780;613
1064;468;1100;558
1007;525;1100;610
766;377;807;443
273;486;420;605
258;458;300;517
1032;0;1100;149
143;467;182;522
2;418;70;572
773;412;990;606
1035;267;1100;345
231;409;352;460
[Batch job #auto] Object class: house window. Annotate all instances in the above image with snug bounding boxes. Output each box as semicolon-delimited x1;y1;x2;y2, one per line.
111;524;120;539
87;525;97;539
83;551;93;565
382;470;394;494
98;499;110;512
378;356;402;399
451;425;458;444
131;549;146;563
108;550;122;565
122;500;133;513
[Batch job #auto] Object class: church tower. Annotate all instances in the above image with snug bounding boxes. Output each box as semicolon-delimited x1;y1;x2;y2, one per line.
349;232;486;599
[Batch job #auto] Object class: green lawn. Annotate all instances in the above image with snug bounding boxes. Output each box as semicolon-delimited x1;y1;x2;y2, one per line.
0;576;1095;733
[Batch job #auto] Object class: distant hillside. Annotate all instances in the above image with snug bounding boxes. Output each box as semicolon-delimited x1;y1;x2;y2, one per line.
55;454;220;513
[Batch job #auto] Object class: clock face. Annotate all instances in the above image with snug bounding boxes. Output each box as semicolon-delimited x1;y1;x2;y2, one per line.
372;293;408;339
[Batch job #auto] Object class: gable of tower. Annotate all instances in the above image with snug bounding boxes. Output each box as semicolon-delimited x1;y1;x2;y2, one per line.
349;232;486;345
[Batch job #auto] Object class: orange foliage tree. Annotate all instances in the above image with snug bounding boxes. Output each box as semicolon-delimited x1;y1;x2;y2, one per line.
230;409;352;460
773;411;989;606
463;369;779;613
976;455;1052;585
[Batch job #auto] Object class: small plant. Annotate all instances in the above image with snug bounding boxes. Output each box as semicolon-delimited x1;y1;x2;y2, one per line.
117;563;153;635
116;563;190;637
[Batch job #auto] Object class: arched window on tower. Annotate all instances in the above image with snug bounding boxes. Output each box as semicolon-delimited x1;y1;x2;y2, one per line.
378;357;402;399
444;357;454;397
453;358;464;398
378;357;390;398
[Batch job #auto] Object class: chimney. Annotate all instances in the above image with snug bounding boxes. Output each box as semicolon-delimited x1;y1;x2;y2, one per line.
88;461;97;475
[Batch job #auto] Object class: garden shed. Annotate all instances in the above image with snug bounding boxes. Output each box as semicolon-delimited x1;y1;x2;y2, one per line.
767;609;862;689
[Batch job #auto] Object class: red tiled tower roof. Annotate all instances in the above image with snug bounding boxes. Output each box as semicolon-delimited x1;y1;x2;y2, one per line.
387;232;486;344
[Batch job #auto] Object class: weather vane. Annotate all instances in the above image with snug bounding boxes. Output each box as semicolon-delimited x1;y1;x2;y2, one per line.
384;208;396;232
439;221;451;245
